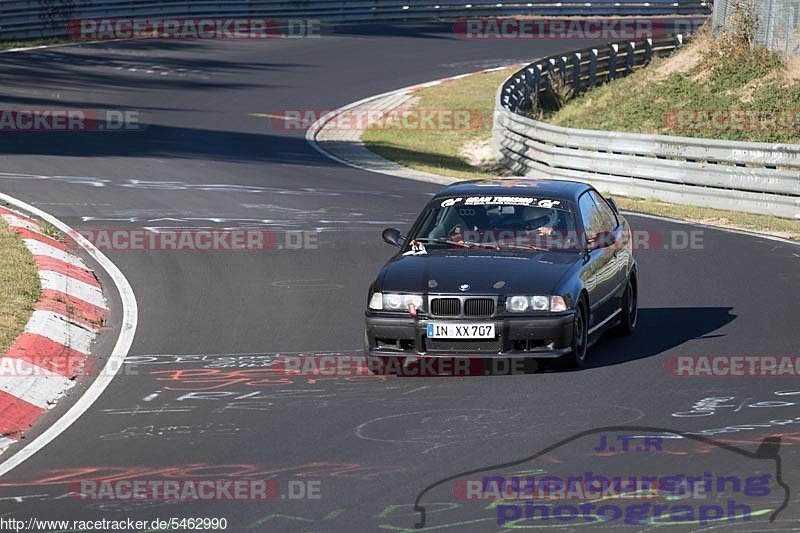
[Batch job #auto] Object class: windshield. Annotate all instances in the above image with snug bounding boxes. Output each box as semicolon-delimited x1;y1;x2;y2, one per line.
405;196;580;253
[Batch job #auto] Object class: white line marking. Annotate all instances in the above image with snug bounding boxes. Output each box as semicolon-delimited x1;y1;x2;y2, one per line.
0;358;73;409
39;271;106;309
25;310;97;352
0;438;15;452
0;192;138;477
620;211;800;247
22;239;87;268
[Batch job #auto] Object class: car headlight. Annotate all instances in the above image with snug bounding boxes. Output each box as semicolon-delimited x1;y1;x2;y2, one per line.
531;295;549;311
369;292;424;311
506;295;569;312
507;296;530;312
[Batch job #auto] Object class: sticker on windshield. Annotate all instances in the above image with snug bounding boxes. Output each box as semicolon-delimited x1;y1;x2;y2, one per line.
440;196;563;208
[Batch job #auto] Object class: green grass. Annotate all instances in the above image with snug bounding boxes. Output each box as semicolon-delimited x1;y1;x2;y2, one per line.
0;217;41;353
362;68;515;179
0;37;75;51
548;28;800;143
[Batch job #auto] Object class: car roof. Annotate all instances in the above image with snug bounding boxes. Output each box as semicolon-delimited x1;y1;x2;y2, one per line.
431;178;592;203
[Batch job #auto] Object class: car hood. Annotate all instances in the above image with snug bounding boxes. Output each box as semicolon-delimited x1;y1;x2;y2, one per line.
379;251;580;295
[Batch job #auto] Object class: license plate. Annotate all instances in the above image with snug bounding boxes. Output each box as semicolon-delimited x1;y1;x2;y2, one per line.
427;322;495;339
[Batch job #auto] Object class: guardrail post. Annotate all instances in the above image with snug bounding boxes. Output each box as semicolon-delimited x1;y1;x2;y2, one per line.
644;38;653;62
532;64;543;109
625;42;635;74
572;53;581;92
520;68;533;110
588;49;598;88
608;44;619;80
558;56;568;81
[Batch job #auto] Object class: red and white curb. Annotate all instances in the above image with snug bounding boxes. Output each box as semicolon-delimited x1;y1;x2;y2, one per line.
0;205;107;454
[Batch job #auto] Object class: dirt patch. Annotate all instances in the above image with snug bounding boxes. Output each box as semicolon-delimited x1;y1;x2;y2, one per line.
459;138;510;175
651;44;703;81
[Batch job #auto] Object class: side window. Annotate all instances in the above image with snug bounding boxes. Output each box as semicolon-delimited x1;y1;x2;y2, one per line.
589;191;618;232
578;193;602;244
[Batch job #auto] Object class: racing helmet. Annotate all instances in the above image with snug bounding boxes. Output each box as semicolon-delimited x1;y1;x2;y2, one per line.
521;205;557;230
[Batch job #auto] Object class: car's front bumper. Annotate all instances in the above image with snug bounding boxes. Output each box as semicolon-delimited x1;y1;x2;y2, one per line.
365;312;574;358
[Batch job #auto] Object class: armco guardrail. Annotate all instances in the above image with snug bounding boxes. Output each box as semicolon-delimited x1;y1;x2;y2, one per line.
493;36;800;219
0;1;709;40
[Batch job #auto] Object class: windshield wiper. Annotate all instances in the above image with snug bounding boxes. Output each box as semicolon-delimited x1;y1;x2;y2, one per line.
409;237;473;248
495;242;548;252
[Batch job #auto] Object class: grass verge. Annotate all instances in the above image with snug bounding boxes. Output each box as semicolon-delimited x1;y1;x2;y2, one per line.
362;68;515;179
0;37;75;51
0;217;41;353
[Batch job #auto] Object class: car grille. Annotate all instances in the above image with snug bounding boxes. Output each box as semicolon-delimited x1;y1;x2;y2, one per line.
429;297;496;317
430;298;460;316
464;298;495;317
425;339;503;353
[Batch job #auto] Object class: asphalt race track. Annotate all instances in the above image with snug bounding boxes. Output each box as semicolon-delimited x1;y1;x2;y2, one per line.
0;23;799;532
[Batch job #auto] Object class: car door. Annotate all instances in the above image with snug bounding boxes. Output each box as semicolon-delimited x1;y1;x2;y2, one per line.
589;190;627;313
577;191;619;332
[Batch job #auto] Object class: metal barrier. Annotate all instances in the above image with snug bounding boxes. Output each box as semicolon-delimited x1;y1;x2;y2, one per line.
493;36;800;218
0;0;709;40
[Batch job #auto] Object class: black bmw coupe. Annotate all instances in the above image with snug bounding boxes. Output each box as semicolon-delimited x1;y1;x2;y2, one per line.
364;178;638;372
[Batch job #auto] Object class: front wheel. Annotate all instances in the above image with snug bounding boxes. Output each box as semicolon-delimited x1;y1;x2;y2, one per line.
564;299;588;368
614;276;638;336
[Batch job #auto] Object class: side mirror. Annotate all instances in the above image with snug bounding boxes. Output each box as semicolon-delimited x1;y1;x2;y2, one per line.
606;197;619;213
382;228;405;247
593;230;617;249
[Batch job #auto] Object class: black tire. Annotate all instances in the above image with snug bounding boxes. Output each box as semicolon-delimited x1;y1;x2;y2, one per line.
565;298;588;368
614;275;638;336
